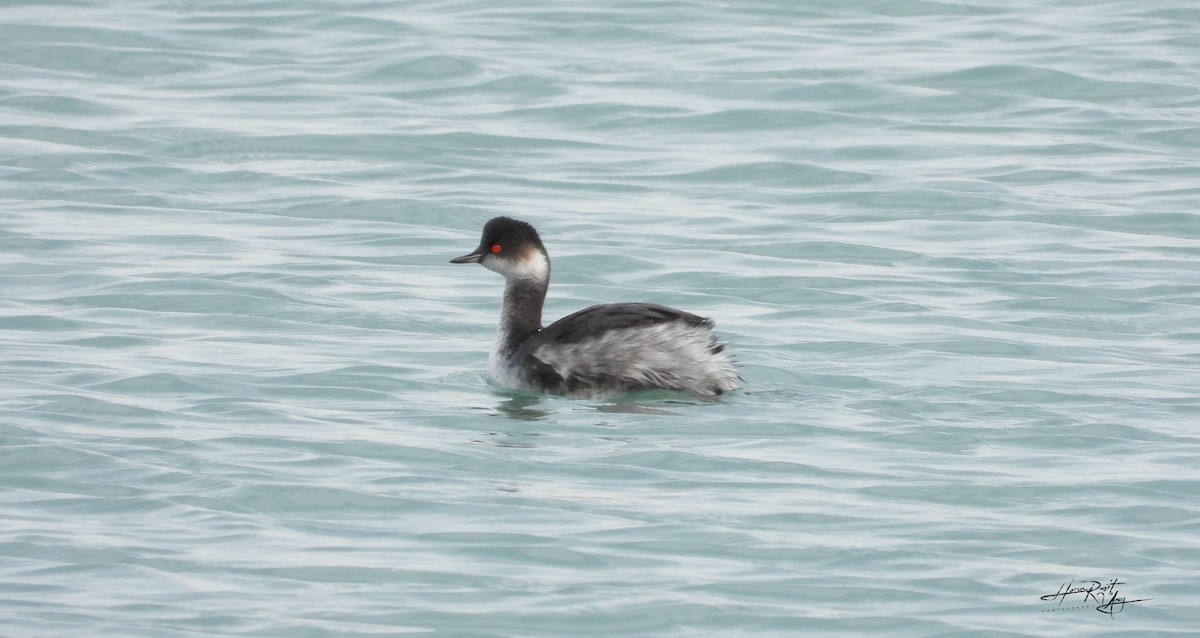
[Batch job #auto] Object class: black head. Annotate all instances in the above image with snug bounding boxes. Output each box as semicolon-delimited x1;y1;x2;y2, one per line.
450;216;550;280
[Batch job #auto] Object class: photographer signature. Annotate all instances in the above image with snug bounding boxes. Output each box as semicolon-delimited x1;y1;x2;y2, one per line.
1040;578;1151;615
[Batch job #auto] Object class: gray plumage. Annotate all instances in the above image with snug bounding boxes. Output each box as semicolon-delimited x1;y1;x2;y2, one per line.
452;217;740;398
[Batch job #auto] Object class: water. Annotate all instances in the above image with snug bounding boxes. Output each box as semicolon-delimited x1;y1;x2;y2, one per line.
2;0;1198;635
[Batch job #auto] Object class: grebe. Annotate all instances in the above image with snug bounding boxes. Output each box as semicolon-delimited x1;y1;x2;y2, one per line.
451;217;739;398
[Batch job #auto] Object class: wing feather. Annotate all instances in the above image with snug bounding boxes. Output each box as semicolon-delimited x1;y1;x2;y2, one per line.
517;303;735;396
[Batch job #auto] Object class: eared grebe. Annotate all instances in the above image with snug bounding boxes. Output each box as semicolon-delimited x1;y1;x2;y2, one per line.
451;217;740;398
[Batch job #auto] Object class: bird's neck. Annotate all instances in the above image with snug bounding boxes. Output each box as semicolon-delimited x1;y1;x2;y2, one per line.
498;276;547;351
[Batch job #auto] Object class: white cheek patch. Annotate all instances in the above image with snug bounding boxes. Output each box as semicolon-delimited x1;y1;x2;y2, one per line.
486;249;549;281
512;250;550;280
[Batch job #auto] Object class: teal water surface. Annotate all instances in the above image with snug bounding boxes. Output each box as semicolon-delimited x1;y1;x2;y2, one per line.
2;1;1199;635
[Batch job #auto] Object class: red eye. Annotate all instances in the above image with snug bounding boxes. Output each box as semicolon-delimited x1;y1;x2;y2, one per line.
491;244;502;253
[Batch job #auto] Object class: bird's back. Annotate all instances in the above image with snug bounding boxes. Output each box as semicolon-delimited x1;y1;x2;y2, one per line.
512;302;739;397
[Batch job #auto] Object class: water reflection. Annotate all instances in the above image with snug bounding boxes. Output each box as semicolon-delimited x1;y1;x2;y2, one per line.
494;393;551;421
492;389;693;421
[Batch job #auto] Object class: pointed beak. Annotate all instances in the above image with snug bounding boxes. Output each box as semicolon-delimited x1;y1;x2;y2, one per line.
450;250;484;264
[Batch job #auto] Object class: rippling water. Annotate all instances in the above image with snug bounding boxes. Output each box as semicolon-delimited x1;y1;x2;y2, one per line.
3;1;1198;635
